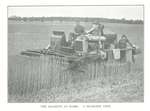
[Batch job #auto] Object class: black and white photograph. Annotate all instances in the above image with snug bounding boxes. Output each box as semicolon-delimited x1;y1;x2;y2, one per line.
8;5;144;103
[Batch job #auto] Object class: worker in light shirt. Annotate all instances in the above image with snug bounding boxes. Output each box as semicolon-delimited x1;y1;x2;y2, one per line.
87;21;104;36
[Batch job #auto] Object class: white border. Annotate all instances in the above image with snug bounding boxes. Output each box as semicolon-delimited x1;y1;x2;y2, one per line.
0;0;150;111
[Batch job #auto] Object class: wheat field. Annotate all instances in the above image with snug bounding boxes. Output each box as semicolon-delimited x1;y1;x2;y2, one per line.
8;20;144;102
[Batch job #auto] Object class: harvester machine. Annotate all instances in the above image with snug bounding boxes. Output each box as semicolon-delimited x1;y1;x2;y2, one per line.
21;27;141;71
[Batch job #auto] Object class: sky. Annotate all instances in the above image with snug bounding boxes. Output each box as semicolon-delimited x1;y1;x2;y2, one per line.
8;6;144;20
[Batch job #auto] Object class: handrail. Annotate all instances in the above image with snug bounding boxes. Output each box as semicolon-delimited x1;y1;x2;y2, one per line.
104;47;134;52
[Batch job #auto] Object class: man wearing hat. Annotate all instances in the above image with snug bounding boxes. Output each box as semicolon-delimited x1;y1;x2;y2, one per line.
74;22;85;36
118;35;134;62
